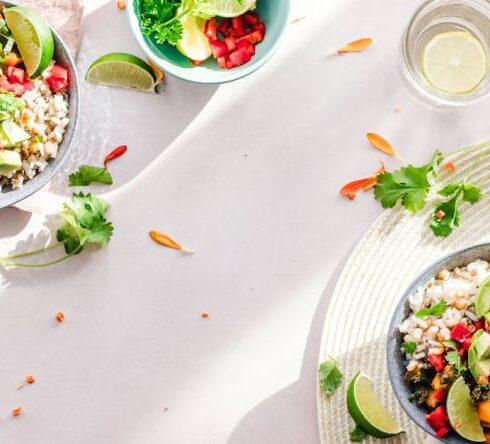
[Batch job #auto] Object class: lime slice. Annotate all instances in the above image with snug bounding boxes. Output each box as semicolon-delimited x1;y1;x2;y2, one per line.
347;372;403;438
86;53;156;93
196;0;256;18
176;11;212;61
4;6;54;78
447;376;485;442
476;276;490;317
422;31;488;94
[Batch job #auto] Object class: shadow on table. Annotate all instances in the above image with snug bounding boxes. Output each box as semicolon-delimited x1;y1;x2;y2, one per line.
227;246;353;444
47;0;219;197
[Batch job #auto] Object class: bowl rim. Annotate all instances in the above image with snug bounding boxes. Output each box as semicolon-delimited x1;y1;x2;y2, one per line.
386;241;490;443
125;0;291;84
0;2;80;209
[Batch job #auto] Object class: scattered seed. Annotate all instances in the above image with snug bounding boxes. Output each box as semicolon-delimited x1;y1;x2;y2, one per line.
290;16;306;24
117;0;126;9
12;407;22;417
149;231;194;254
335;38;372;54
394;107;402;113
25;375;35;384
16;385;24;391
201;312;209;318
55;311;65;323
366;133;396;157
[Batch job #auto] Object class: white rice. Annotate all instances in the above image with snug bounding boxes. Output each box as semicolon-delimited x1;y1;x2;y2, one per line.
399;259;490;370
0;62;69;190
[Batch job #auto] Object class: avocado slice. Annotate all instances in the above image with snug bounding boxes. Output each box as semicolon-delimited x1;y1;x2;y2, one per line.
0;120;29;148
469;330;484;379
0;149;21;175
478;331;490;359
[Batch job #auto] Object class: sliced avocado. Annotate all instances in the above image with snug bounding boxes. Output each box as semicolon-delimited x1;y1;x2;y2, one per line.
477;331;490;359
469;330;484;379
0;149;21;175
0;120;29;147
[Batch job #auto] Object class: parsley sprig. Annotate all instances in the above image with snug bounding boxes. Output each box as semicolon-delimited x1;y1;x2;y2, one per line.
373;141;490;237
0;193;113;268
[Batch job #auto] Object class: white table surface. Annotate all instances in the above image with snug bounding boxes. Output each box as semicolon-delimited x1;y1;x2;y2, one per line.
2;0;490;442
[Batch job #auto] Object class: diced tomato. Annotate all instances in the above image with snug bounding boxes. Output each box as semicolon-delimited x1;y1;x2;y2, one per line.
451;323;471;342
51;65;68;82
426;406;449;431
209;39;228;59
219;19;230;34
230;26;244;37
217;57;227;69
229;48;252;67
435;427;450;438
434;388;447;403
46;76;68;93
463;335;473;351
224;36;236;52
22;80;35;91
254;21;266;35
236;40;255;56
232;16;244;30
10;83;25;97
475;320;485;330
226;59;234;69
205;18;218;40
244;12;258;25
0;76;13;92
6;66;25;84
428;354;446;372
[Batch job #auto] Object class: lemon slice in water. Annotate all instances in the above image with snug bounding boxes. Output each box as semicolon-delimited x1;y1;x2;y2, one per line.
422;31;488;94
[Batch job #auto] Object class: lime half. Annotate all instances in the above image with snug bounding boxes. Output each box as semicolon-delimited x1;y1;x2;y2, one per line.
476;275;490;317
196;0;256;18
86;53;156;93
4;6;54;78
347;372;403;438
447;376;485;442
422;31;488;94
176;12;212;61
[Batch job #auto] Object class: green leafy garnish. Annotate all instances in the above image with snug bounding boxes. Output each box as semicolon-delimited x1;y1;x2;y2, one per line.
446;350;466;373
416;300;447;318
0;193;113;268
69;165;113;186
443;340;458;350
319;355;343;396
402;342;417;354
349;425;368;442
0;93;24;121
430;183;482;237
374;151;442;214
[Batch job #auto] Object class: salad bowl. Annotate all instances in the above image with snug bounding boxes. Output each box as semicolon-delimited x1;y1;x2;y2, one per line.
387;243;490;443
0;1;80;210
126;0;291;84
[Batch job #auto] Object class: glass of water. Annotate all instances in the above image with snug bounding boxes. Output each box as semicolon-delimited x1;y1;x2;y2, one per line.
400;0;490;107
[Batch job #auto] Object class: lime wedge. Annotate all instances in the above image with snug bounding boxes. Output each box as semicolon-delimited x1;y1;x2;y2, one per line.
176;11;212;61
196;0;256;18
476;276;490;317
347;372;403;438
422;31;488;94
86;53;156;93
447;376;486;442
4;6;54;78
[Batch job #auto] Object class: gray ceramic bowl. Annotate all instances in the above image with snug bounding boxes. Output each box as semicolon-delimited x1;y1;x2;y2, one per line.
387;242;490;443
0;1;79;209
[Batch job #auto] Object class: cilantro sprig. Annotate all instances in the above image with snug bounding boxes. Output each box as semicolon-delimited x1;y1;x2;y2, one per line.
402;342;417;354
69;165;113;186
0;193;113;268
349;426;368;442
446;350;466;374
415;300;447;318
318;355;343;396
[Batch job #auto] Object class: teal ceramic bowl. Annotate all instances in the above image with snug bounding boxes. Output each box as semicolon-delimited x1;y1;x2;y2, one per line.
126;0;290;84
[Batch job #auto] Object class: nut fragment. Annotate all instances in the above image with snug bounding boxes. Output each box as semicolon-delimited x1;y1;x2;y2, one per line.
200;312;209;318
25;375;35;384
55;311;65;323
12;407;22;416
117;0;126;9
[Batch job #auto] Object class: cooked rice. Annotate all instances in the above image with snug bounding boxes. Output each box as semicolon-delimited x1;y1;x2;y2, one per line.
0;62;69;190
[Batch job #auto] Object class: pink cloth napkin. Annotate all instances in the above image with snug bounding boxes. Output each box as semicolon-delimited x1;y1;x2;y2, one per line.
12;0;84;213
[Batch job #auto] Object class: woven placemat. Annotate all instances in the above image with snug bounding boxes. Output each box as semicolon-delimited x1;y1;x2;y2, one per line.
317;142;490;443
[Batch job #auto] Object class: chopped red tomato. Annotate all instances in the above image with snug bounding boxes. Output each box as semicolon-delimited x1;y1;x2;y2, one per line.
46;65;69;93
434;388;447;403
451;323;471;342
205;18;218;40
426;406;449;431
475;320;485;330
6;66;25;84
428;354;446;372
435;427;450;438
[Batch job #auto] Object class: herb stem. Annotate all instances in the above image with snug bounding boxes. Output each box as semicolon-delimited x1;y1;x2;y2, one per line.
0;240;66;261
1;244;82;268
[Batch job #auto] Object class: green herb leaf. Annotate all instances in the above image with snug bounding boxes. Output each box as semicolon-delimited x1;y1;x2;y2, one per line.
443;340;458;350
349;426;368;442
463;184;483;203
438;183;461;197
319;355;343;396
402;342;417;354
140;0;186;46
430;193;460;237
69;165;113;187
0;93;24;121
416;300;447;318
446;350;466;373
